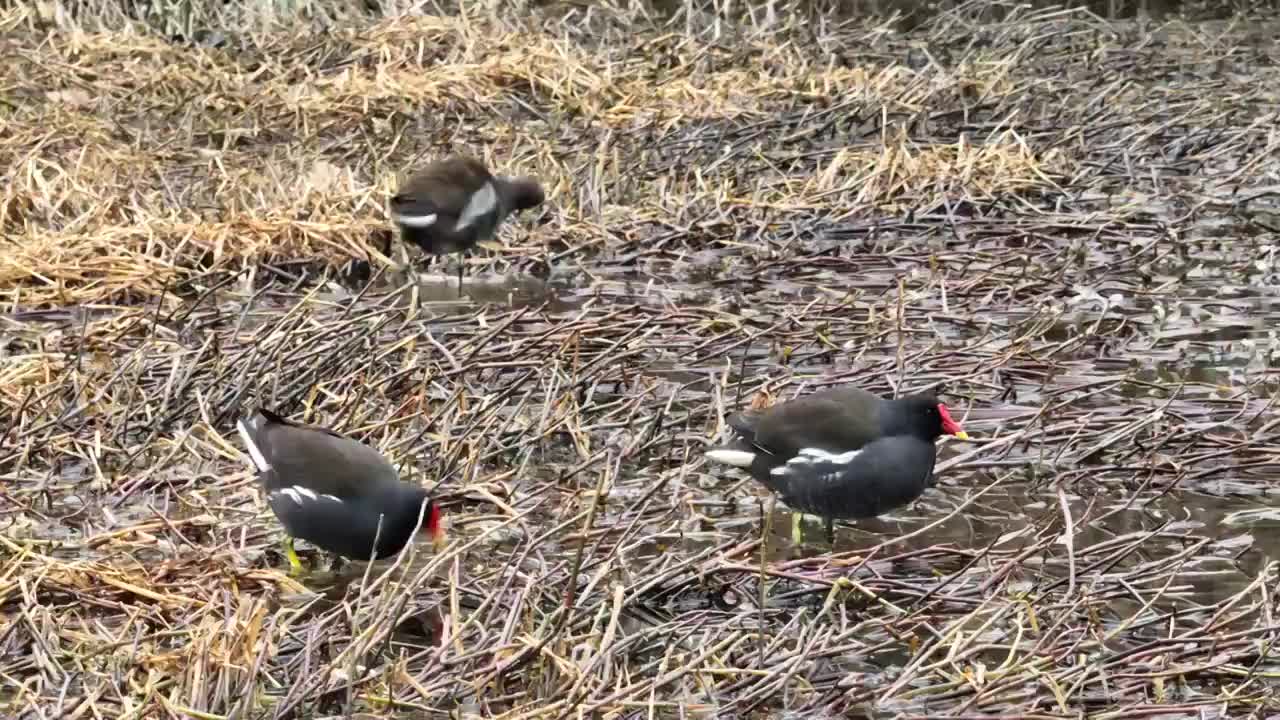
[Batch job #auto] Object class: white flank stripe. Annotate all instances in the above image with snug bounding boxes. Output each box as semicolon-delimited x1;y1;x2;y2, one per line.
705;449;757;468
795;447;862;464
456;181;497;231
273;486;341;506
236;418;272;472
392;211;438;228
774;448;862;477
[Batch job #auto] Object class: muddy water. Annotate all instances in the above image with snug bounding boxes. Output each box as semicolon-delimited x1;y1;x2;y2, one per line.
350;224;1280;622
32;230;1280;625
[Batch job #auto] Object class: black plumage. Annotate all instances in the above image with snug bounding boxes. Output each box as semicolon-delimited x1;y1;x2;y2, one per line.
705;386;969;542
389;156;544;292
236;408;444;572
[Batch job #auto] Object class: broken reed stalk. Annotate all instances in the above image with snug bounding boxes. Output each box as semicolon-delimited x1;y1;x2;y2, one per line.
564;454;612;610
896;274;905;393
758;496;773;667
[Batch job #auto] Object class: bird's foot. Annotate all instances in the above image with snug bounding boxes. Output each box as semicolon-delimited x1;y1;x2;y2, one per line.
284;537;305;576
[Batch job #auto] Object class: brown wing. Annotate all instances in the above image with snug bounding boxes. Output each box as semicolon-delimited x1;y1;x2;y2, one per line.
748;386;885;457
255;411;400;498
398;156;493;217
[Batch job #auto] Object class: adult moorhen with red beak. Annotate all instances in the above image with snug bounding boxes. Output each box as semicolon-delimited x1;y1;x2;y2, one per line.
236;408;445;574
390;155;544;293
705;386;969;543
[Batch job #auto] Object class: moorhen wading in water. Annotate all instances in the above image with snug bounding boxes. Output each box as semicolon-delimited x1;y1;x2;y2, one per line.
236;408;445;574
705;386;969;543
389;155;545;294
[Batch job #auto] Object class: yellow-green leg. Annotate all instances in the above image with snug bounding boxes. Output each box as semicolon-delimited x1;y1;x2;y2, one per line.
791;512;804;544
284;536;304;575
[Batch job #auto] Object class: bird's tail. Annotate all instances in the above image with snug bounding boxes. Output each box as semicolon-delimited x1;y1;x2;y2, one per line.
704;410;765;469
235;408;274;473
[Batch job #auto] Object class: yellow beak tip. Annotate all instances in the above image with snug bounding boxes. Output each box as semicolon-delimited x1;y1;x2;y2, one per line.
954;431;970;441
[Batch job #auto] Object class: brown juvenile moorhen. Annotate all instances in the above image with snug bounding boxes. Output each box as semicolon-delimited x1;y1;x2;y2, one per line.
705;386;969;542
389;155;544;292
235;408;444;574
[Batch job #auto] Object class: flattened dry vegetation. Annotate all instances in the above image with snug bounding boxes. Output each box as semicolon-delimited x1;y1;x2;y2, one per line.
4;1;1280;718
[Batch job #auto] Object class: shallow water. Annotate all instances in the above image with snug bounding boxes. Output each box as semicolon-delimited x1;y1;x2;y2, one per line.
246;235;1280;631
244;228;1280;587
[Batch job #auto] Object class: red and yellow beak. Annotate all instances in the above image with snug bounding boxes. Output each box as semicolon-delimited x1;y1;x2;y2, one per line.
426;502;446;551
937;403;970;440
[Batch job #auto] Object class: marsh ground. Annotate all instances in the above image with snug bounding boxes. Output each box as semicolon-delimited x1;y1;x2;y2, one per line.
4;0;1280;717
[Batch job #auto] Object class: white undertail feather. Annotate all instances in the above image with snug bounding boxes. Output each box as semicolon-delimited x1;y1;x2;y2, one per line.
236;416;272;473
392;211;438;228
705;449;757;468
457;181;497;231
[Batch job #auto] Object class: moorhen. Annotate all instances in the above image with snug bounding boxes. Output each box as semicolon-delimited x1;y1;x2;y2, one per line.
235;408;445;574
704;386;969;542
389;155;545;293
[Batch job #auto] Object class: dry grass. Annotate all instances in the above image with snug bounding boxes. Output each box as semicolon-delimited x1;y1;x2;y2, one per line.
5;0;1280;718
